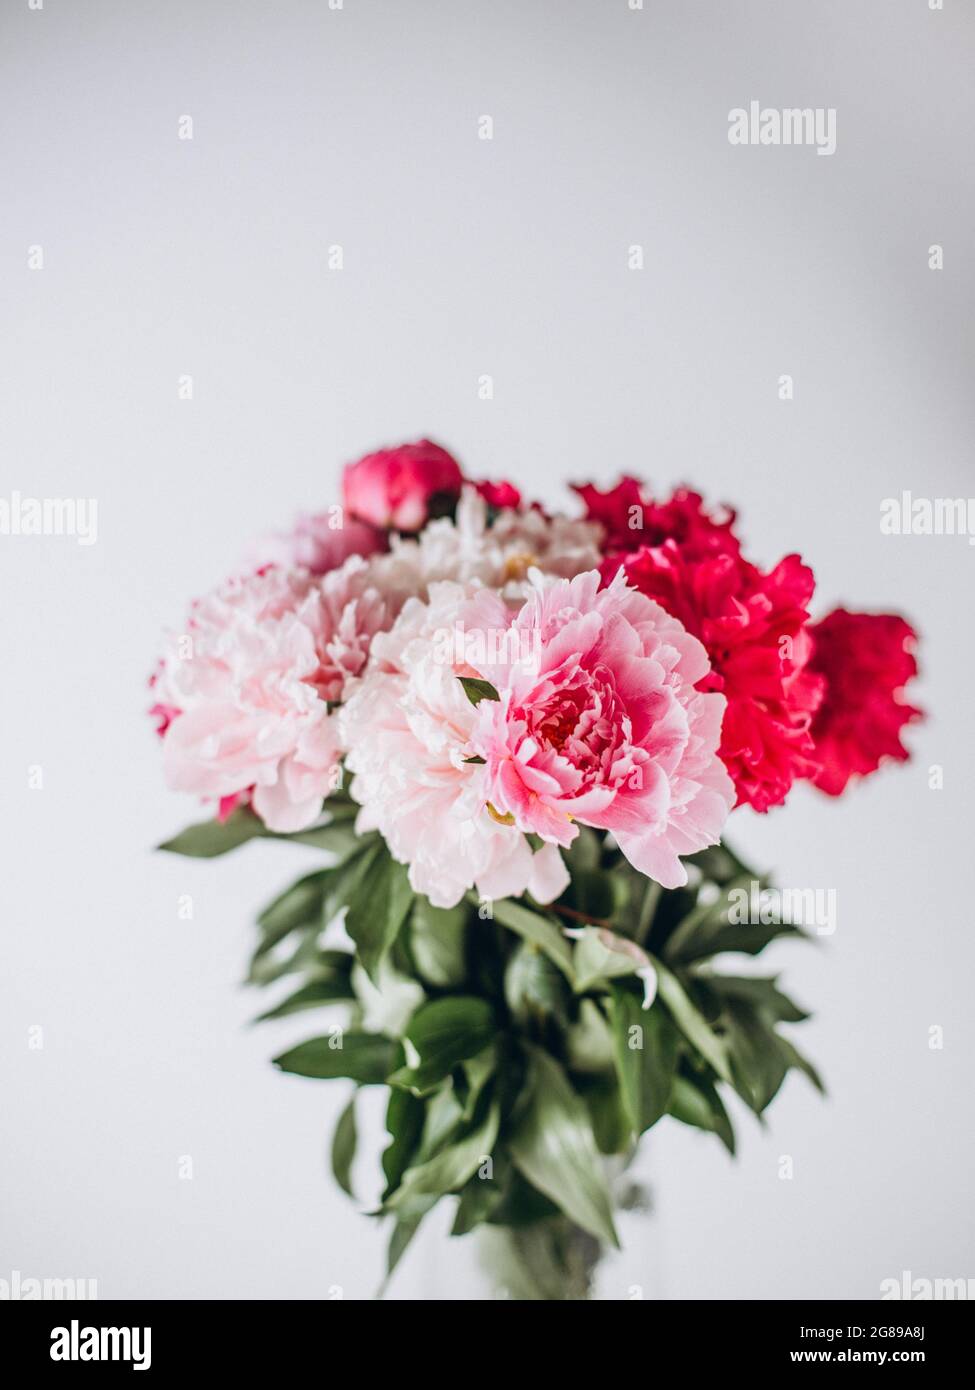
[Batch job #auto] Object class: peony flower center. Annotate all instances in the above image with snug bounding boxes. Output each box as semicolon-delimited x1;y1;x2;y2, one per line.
523;665;627;792
502;551;538;582
535;691;587;751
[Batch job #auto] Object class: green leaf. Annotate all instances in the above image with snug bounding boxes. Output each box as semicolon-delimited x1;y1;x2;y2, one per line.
383;1217;422;1289
683;840;757;886
491;899;575;981
331;1095;357;1198
381;1089;425;1199
344;848;414;983
158;809;265;858
458;1046;497;1123
705;974;809;1024
563;825;603;874
504;941;571;1029
159;801;366;860
458;676;500;706
668;1072;736;1154
273;1031;401;1084
573;927;654;997
508;1046;619;1248
452;1169;505;1235
256;871;328;954
416;1086;465;1159
375;1212;425;1295
696;919;807;959
286;820;365;859
391;997;496;1096
408;898;468;989
319;840;382;926
608;988;679;1134
566;999;617;1074
633;878;663;946
663;874;764;963
578;1074;632;1155
653;957;733;1086
246;928;322;987
254;967;353;1022
665;875;810;964
774;1033;826;1095
385;1097;500;1214
722;1001;789;1115
561;867;615;923
486;1168;561;1227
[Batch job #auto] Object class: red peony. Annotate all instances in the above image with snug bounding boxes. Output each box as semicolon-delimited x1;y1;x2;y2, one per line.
342;439;464;532
473;478;522;510
806;609;922;796
583;478;824;812
573;477;740;559
610;542;824;812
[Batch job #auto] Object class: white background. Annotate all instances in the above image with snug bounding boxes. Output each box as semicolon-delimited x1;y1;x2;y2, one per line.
2;0;973;1299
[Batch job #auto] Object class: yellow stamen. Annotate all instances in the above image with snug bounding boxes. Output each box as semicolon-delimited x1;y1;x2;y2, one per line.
502;552;538;582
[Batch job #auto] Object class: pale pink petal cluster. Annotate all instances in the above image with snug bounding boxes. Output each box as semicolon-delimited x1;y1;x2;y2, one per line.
338;580;570;908
465;569;734;888
337;565;732;902
251;511;385;576
153;481;730;878
370;487;601;598
153;492;603;840
154;560;399;832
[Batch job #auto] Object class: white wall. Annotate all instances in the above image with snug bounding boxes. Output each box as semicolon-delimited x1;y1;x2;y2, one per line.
2;0;972;1299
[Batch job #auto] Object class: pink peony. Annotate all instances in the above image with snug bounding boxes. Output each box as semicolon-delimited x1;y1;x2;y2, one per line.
343;439;464;532
153;559;399;832
337;580;570;909
253;511;386;576
464;569;734;889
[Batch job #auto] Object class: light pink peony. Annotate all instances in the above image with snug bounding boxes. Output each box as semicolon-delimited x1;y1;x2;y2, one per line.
253;511;386;576
464;569;734;889
337;580;570;909
154;559;399;832
370;485;601;597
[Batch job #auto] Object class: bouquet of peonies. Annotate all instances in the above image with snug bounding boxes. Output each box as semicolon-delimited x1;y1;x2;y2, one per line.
152;440;922;1299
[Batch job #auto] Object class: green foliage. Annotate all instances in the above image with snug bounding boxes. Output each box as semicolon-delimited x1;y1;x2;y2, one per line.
158;797;360;859
342;845;414;983
158;808;267;857
490;898;575;979
331;1095;357;1197
508;1047;619;1248
391;997;496;1095
608;987;679;1136
457;676;501;706
273;1032;401;1084
167;793;822;1279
